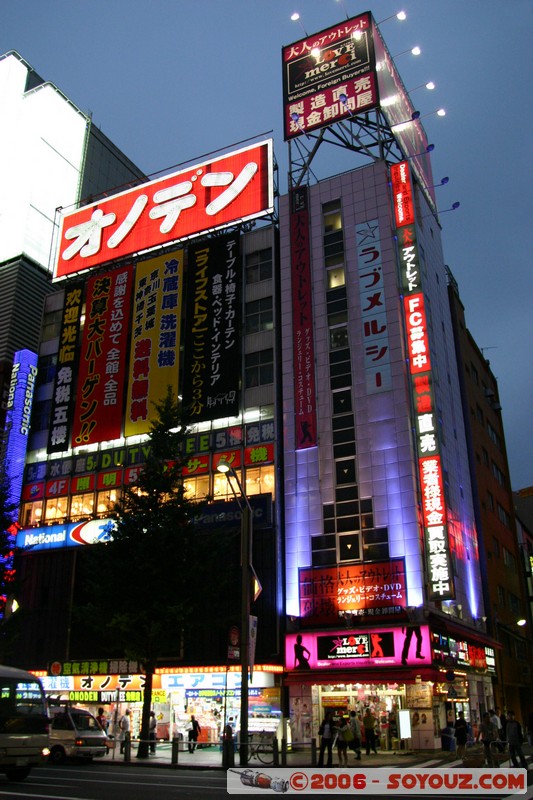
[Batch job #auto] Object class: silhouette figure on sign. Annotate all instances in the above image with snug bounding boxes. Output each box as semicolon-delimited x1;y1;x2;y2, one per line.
401;625;424;664
294;634;311;669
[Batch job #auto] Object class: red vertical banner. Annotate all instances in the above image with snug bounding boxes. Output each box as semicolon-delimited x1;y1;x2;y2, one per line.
290;186;317;449
72;266;133;446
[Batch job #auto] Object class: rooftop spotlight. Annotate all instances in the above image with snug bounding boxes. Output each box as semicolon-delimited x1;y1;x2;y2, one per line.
290;12;308;36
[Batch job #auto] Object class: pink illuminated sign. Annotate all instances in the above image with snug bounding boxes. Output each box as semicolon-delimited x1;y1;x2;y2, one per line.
285;625;431;670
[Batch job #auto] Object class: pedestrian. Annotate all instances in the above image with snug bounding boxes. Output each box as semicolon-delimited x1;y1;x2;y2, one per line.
489;708;504;752
119;709;131;754
349;710;362;760
496;707;507;744
317;711;335;767
96;707;107;731
476;712;498;767
336;714;351;766
454;711;469;759
505;711;528;770
363;708;378;755
188;714;201;753
149;711;157;754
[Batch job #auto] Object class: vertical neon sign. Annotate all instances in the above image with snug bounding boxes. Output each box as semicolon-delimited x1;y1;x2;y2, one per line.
392;162;454;601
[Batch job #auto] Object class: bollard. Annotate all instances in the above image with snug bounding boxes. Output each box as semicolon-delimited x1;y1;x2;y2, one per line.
281;737;287;766
273;737;279;766
171;737;180;765
222;736;235;768
311;737;317;766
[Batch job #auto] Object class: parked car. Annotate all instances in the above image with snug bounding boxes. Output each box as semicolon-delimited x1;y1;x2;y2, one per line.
0;665;50;782
49;706;107;764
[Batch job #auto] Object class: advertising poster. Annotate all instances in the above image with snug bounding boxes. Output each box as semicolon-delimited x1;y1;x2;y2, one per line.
124;249;184;437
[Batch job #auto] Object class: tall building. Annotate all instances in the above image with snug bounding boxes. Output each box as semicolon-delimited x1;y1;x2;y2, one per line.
5;11;527;749
0;50;145;425
447;273;532;713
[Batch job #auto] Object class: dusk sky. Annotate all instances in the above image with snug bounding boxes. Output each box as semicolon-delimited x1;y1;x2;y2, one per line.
2;0;532;489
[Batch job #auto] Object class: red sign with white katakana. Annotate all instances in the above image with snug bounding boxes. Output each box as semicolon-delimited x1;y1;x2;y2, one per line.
54;141;273;279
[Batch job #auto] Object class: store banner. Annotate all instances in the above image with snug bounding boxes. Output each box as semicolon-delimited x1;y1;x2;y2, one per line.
290;186;317;449
124;249;184;437
182;234;240;422
71;266;133;446
47;283;84;453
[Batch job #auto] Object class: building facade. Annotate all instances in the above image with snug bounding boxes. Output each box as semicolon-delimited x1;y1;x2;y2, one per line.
448;279;532;715
0;50;145;426
4;10;530;750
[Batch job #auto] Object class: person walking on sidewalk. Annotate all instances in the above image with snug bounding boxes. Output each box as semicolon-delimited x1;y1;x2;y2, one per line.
317;712;335;767
188;715;201;753
349;711;362;760
476;712;498;767
454;711;469;759
506;711;528;770
363;708;378;755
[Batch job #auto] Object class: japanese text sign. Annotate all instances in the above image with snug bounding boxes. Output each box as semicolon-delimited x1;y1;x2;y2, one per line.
282;13;377;139
54;140;273;278
72;266;133;446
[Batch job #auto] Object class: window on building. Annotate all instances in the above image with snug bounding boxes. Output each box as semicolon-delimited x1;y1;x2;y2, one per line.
44;496;68;523
323;200;344;268
70;492;95;520
362;527;389;561
245;349;274;388
245;296;273;334
492;461;505;486
327;266;345;288
487;491;495;511
244;464;275;498
502;545;516;569
487;422;501;448
492;536;500;558
22;501;43;527
36;354;57;386
508;592;521;617
183;474;210;503
498;504;511;528
471;364;479;384
330;325;349;350
41;309;63;342
96;489;120;517
30;399;53;433
497;584;505;608
245;248;272;284
339;533;361;562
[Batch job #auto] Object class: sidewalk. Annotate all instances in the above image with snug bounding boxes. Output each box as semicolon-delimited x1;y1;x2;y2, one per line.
101;740;533;772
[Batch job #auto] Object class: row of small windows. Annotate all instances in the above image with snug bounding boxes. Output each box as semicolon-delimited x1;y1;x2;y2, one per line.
22;465;276;528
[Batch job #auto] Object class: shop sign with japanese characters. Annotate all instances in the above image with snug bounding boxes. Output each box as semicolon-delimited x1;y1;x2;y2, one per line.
71;266;133;446
299;559;407;625
124;249;183;436
54;140;273;278
290;186;317;449
356;218;392;393
182;234;240;421
282;13;377;139
47;283;84;453
392;161;454;602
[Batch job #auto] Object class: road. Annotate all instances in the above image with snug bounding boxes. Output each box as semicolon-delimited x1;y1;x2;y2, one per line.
0;763;226;800
0;761;530;800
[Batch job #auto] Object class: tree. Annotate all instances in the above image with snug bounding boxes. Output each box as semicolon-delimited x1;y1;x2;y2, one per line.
75;387;202;757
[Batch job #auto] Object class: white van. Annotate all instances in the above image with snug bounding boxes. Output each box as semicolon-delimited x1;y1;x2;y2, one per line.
0;664;50;781
49;705;108;763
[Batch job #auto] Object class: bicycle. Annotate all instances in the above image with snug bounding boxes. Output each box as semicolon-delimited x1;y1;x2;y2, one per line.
248;731;274;765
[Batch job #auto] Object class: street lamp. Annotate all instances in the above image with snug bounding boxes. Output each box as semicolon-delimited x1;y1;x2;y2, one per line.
216;459;253;766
